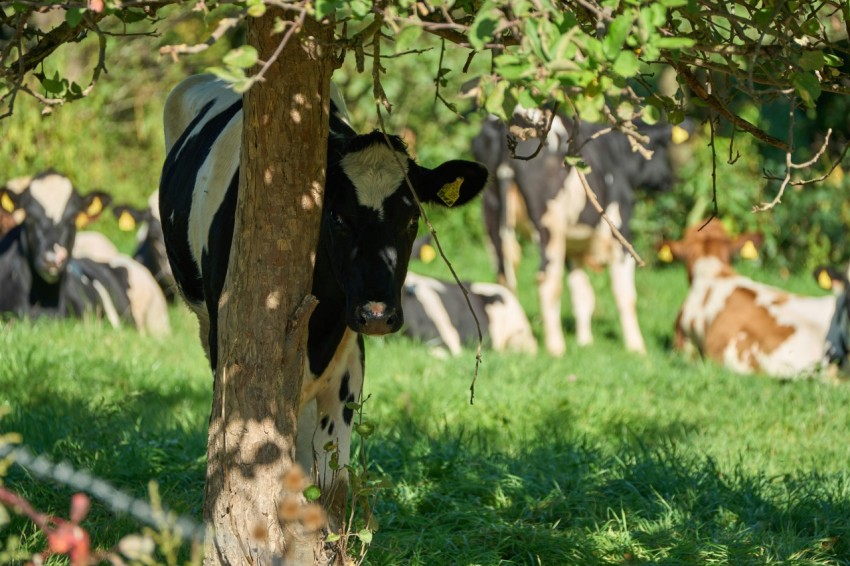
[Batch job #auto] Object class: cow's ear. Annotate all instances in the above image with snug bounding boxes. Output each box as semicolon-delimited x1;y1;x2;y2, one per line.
0;187;22;214
657;240;685;263
77;192;112;229
813;266;846;293
113;205;146;231
413;160;488;208
733;233;763;260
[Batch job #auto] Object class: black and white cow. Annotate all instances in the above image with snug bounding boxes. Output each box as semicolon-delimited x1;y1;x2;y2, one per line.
473;110;690;356
0;172;171;336
72;230;171;337
158;74;487;495
402;271;537;355
112;191;177;302
814;265;850;373
0;171;128;325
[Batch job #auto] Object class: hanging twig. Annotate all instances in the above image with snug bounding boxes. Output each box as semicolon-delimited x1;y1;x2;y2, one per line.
575;168;646;267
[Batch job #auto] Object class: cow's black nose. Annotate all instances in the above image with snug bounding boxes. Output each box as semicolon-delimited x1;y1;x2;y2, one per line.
355;302;401;336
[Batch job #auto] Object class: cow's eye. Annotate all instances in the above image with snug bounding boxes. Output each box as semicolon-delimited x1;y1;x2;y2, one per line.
330;210;349;231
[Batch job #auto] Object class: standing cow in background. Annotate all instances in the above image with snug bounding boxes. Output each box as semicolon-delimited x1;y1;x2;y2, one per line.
661;221;835;377
473;110;690;356
158;75;487;504
112;191;177;302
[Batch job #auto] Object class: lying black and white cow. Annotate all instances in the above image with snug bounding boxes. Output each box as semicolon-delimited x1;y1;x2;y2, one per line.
0;172;121;322
0;172;170;336
402;271;537;355
473;111;689;356
158;74;487;497
814;265;850;373
112;191;177;302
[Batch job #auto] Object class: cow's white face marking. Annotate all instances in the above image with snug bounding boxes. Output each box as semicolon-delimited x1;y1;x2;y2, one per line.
29;174;73;223
341;144;409;219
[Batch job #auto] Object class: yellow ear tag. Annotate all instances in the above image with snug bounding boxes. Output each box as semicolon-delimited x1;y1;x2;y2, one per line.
118;211;136;231
1;193;14;213
75;212;89;229
657;244;674;263
740;240;758;260
86;196;103;217
419;244;437;264
817;269;833;290
437;177;463;207
671;125;690;144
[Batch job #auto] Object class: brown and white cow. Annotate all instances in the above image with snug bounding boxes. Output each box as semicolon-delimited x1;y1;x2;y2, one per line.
661;221;835;377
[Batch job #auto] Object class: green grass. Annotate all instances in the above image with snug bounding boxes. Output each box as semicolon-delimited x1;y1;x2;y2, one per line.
2;259;849;565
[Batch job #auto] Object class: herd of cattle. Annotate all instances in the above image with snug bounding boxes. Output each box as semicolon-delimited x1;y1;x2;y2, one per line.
1;75;848;386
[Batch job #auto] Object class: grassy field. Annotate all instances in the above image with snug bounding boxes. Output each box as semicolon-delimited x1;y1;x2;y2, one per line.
1;246;850;565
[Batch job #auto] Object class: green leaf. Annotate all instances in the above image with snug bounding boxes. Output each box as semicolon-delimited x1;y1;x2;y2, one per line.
642;104;660;125
564;155;590;172
611;50;640;78
303;485;322;501
470;8;501;50
66;7;84;27
524;19;544;58
119;9;148;23
224;46;259;69
616;100;634;120
395;25;422;53
350;0;371;18
208;66;245;83
753;8;773;28
668;108;685;125
797;50;824;72
357;529;373;545
484;79;509;119
247;2;266;17
325;533;340;543
355;422;375;437
824;53;843;67
315;0;342;19
603;13;633;60
791;71;821;109
655;37;695;49
41;75;65;95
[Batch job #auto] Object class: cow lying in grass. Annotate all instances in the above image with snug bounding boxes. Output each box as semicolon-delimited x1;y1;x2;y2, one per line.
660;221;835;377
0;171;169;336
112;191;177;302
402;271;537;356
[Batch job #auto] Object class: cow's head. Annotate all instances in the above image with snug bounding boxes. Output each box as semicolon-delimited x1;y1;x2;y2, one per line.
0;171;110;282
625;119;695;193
324;131;487;335
813;265;850;372
658;220;762;281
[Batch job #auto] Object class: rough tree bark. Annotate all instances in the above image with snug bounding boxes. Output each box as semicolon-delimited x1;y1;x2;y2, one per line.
202;8;336;565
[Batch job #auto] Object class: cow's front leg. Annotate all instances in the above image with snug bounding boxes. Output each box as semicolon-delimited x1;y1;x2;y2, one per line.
310;339;364;522
609;249;646;353
567;266;595;346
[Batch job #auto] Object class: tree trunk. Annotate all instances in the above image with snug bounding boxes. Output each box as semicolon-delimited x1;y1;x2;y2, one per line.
202;9;336;566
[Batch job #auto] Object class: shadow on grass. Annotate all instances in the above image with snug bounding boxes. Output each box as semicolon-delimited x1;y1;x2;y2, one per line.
364;414;850;565
4;351;849;565
1;356;210;549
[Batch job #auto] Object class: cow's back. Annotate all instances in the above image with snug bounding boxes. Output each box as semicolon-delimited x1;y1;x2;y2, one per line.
159;75;242;318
